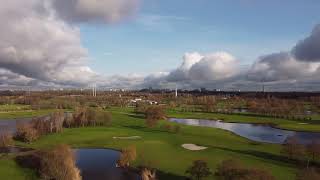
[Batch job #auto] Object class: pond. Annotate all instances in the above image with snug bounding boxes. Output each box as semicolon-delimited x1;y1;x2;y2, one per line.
169;118;320;144
75;149;140;180
0;118;32;134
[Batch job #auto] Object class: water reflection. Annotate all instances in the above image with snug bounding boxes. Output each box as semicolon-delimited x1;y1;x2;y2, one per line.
75;149;140;180
170;118;320;144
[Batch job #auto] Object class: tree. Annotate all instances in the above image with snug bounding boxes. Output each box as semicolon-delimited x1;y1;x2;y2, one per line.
0;132;13;148
117;146;137;168
145;106;165;128
185;160;212;180
281;136;305;160
141;167;157;180
39;144;81;180
306;140;320;161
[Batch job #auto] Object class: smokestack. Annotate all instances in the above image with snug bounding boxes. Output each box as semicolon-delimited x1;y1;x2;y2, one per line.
175;84;178;98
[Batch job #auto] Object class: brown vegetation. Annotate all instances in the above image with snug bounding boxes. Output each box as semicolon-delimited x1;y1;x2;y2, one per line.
65;107;112;128
117;146;137;168
0;132;13;148
14;123;39;143
145;106;165;128
40;144;81;180
141;167;157;180
281;136;305;160
296;168;320;180
16;144;81;180
215;159;275;180
185;160;212;180
306;141;320;161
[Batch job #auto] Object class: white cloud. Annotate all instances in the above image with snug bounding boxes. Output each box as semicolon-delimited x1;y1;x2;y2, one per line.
189;52;238;81
247;52;320;82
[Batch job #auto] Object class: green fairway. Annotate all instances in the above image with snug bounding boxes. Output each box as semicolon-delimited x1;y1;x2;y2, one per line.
1;107;300;180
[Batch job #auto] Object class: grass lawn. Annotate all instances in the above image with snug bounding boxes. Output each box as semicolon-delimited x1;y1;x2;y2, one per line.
167;110;320;132
0;107;300;180
0;109;54;119
0;155;36;180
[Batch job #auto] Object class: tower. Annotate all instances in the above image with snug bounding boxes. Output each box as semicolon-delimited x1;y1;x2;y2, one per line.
175;84;178;98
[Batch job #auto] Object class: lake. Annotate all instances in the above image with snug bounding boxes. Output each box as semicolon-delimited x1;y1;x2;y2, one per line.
170;118;320;144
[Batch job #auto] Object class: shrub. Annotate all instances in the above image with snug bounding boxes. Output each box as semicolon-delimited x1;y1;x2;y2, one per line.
14;124;39;143
0;132;13;148
215;159;275;180
31;117;49;136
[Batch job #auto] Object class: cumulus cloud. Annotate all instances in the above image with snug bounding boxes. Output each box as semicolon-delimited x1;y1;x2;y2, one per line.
166;52;203;82
51;0;140;23
0;0;96;87
142;51;243;89
0;0;141;89
166;52;238;82
247;52;320;82
189;52;238;81
293;24;320;62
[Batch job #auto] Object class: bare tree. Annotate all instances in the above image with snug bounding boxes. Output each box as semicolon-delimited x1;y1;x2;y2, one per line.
281;136;305;160
40;144;81;180
306;140;320;161
117;146;137;168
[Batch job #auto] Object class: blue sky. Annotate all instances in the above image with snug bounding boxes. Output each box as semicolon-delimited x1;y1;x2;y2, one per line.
80;0;320;75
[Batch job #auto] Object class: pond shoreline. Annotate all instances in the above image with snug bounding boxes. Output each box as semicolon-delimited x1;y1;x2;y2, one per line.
169;118;320;144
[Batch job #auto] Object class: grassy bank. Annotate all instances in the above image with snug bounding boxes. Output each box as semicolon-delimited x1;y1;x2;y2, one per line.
0;107;300;180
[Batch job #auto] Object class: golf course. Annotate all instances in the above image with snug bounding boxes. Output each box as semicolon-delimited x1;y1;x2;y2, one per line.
0;107;308;180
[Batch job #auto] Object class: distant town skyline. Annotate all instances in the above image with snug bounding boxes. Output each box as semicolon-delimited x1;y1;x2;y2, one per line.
0;0;320;91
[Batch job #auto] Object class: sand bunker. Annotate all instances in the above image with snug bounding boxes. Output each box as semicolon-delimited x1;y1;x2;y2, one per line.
112;136;141;140
182;144;208;151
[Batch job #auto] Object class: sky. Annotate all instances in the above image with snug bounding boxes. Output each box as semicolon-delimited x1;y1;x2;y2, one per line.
0;0;320;91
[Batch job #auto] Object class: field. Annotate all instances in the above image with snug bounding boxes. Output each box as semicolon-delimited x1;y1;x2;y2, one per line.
0;107;300;180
